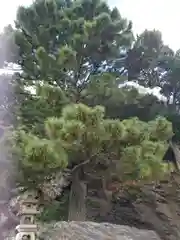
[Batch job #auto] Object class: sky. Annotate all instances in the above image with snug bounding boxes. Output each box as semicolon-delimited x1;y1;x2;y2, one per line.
110;0;180;51
0;0;179;51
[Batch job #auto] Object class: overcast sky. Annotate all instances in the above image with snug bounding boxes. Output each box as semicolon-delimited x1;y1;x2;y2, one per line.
0;0;180;50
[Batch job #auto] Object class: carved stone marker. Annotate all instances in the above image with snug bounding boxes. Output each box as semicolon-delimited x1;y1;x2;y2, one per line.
15;191;39;240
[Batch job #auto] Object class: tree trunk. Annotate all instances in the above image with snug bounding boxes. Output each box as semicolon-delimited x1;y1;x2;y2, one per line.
68;169;87;221
170;142;180;171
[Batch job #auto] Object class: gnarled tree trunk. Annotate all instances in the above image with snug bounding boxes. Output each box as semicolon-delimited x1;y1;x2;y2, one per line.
68;169;87;221
171;142;180;170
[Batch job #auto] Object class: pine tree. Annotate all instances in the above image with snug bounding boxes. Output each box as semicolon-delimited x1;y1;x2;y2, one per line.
15;0;133;96
12;0;175;222
15;103;173;220
0;25;18;67
125;29;163;82
13;0;134;138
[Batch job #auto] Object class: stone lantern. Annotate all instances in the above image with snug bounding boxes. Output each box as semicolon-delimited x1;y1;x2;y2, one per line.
15;191;39;240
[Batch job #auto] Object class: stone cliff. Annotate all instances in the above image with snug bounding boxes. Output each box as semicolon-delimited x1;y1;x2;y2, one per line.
87;174;180;240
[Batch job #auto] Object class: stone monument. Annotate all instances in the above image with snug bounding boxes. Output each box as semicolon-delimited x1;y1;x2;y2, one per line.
15;191;39;240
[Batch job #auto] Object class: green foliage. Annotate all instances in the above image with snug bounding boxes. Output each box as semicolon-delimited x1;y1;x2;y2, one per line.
17;83;69;136
38;191;69;222
15;0;133;93
0;25;18;67
14;127;68;188
15;103;173;189
126;29;163;81
81;73;167;121
124;29;180;142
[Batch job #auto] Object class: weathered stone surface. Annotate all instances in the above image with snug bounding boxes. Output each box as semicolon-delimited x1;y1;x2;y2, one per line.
89;176;180;240
0;129;18;239
39;221;161;240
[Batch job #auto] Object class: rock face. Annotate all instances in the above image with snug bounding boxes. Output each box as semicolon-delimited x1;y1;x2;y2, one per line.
86;175;180;240
39;221;161;240
0;128;18;240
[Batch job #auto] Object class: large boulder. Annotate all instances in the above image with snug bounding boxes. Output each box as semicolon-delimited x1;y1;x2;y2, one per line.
39;221;161;240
